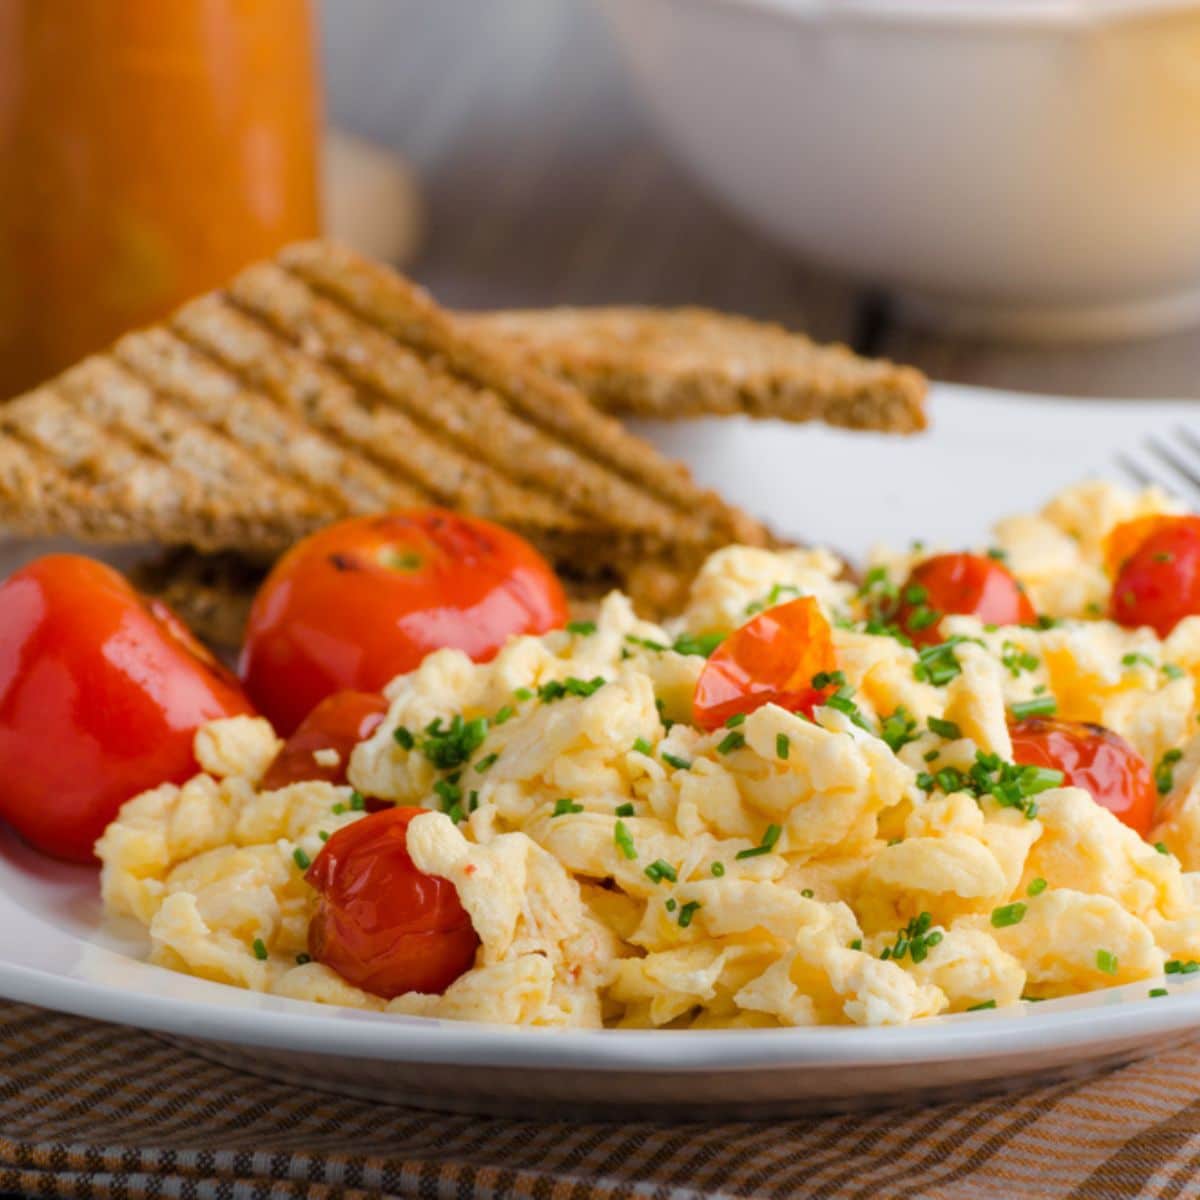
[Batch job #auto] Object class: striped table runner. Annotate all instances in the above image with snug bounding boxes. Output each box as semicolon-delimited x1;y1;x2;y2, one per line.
1;999;1197;1199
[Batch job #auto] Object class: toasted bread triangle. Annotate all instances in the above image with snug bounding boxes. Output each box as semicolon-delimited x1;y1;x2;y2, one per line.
0;241;769;604
458;305;927;433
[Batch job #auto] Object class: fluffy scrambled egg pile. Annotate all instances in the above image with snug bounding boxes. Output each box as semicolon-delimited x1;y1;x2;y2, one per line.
98;482;1200;1028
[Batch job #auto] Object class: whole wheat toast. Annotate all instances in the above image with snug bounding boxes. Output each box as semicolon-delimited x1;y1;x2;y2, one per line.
0;242;768;619
458;306;927;433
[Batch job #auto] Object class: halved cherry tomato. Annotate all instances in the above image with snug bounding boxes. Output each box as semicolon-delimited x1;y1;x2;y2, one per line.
0;555;254;862
241;509;568;735
1109;516;1200;638
306;807;480;997
896;553;1036;646
261;691;389;791
1009;716;1156;837
692;597;836;731
1104;515;1185;577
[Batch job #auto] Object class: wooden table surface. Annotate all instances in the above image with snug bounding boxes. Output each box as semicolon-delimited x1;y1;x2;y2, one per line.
321;0;1200;401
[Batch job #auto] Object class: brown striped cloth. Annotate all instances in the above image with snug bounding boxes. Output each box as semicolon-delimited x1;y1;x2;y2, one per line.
0;999;1196;1200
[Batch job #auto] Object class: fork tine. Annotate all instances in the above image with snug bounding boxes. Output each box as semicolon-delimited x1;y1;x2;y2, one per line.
1115;452;1157;492
1145;435;1200;501
1177;425;1200;463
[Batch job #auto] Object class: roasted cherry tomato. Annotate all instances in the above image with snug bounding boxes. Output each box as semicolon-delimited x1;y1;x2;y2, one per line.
306;806;480;997
1109;516;1200;638
895;553;1036;646
261;691;389;791
241;510;568;734
693;597;836;731
0;555;253;862
1009;716;1156;837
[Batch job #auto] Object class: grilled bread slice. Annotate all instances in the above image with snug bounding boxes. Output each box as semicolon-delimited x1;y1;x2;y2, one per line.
459;306;927;433
0;241;768;606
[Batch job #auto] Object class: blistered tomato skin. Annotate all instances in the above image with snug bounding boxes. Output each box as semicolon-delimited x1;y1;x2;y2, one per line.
1109;517;1200;638
0;555;254;862
240;509;568;735
693;597;837;731
260;691;389;791
1009;716;1157;837
895;553;1037;647
305;807;480;998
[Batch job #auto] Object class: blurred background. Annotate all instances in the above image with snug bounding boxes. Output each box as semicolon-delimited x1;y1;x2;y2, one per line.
320;0;1200;399
6;0;1200;399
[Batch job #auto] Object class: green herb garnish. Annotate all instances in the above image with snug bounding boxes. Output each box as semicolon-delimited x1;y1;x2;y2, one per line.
614;819;637;860
736;824;782;860
990;902;1026;928
644;859;678;884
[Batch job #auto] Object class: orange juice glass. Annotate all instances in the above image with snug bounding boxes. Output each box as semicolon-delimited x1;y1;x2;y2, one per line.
0;0;321;396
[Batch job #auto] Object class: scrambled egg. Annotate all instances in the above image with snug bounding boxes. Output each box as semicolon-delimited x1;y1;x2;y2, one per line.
98;482;1200;1028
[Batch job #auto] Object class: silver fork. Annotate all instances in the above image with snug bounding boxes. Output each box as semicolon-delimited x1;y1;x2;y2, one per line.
1116;427;1200;503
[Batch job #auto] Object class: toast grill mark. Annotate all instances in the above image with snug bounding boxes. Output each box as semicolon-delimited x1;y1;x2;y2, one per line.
0;241;767;606
458;306;928;434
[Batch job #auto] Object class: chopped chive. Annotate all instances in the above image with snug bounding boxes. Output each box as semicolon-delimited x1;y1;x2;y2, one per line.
665;898;677;913
1165;959;1200;975
923;749;940;763
552;797;584;817
1026;877;1047;896
880;707;920;753
1011;696;1058;719
493;705;515;725
775;733;790;760
927;716;962;740
295;953;311;966
724;713;747;728
717;731;746;754
632;737;654;756
991;902;1026;928
252;938;268;961
538;675;607;703
393;726;415;750
644;859;678;884
1156;748;1184;796
966;999;997;1012
318;830;330;843
710;862;725;877
662;752;692;771
331;803;347;815
625;634;668;653
614;819;637;860
1097;949;1119;976
811;670;847;691
615;802;635;817
514;687;534;701
850;938;863;951
800;888;814;899
566;620;597;636
677;900;701;928
292;847;312;871
1150;988;1169;998
1155;841;1170;855
671;632;725;658
349;791;366;812
736;823;782;860
1122;652;1155;669
474;752;499;774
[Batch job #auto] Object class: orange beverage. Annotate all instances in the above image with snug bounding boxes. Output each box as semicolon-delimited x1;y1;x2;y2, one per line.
0;0;321;396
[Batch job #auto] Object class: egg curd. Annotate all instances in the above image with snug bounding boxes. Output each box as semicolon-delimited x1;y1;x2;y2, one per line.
98;482;1200;1028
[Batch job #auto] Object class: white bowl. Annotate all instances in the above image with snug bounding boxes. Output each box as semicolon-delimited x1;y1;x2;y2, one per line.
595;0;1200;341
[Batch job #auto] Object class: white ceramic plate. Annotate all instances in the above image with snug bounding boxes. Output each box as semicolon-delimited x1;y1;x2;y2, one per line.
2;383;1198;1120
